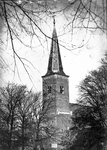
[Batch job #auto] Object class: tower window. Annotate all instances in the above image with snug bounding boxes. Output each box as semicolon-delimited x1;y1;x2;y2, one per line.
60;86;64;94
47;86;52;93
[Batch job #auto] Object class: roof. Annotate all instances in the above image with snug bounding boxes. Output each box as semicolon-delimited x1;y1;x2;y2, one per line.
42;20;68;78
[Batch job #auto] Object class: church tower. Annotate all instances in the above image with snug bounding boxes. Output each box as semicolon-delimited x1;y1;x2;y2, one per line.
42;19;70;150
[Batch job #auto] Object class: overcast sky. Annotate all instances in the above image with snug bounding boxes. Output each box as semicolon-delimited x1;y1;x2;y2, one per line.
0;0;107;103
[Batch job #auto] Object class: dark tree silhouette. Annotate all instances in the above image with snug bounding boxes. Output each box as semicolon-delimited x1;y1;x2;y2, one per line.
61;53;107;150
16;91;40;150
0;83;57;150
0;83;27;150
31;94;57;150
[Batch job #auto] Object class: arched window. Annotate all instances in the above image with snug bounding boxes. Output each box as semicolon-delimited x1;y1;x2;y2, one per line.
47;86;52;93
60;85;64;94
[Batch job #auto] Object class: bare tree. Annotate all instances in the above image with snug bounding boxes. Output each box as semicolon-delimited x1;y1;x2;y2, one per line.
0;83;57;150
31;94;57;150
14;90;41;150
0;0;106;81
0;83;27;150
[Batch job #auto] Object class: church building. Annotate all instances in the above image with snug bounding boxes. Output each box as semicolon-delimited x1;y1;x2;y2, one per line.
41;19;100;150
42;19;75;150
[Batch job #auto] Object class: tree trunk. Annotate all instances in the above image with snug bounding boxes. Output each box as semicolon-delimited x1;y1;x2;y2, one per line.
22;116;25;150
8;114;14;150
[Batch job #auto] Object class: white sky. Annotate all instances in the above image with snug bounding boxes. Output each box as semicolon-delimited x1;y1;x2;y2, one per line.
1;15;107;103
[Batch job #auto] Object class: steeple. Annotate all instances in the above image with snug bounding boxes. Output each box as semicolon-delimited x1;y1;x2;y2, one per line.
42;18;70;150
43;18;68;77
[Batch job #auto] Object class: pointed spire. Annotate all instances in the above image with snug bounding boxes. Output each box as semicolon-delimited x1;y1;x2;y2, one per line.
43;18;68;77
53;15;55;27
